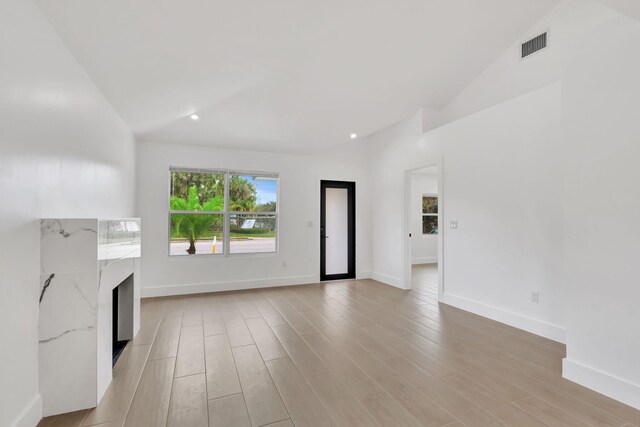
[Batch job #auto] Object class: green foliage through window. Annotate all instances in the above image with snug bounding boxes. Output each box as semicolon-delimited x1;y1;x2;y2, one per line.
169;170;278;255
422;196;438;214
422;195;438;235
170;172;225;207
170;186;223;254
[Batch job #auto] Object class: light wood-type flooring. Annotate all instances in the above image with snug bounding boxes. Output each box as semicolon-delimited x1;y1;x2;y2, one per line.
39;265;640;426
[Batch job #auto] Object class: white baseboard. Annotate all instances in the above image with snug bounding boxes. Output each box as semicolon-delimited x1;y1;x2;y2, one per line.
412;257;438;265
442;292;566;343
141;275;317;298
9;394;42;427
563;358;640;410
371;272;405;289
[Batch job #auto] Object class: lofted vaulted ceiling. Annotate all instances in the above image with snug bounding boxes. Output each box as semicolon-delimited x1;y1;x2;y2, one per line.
35;0;559;153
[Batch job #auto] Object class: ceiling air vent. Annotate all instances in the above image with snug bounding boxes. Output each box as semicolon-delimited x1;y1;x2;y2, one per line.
521;32;547;58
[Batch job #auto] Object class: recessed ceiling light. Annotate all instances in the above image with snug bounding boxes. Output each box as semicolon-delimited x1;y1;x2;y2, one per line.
190;114;199;120
350;133;357;139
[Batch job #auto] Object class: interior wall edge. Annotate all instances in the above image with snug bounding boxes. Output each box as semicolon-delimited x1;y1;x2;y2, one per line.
442;292;566;344
371;272;406;290
563;358;640;410
9;393;41;427
357;271;373;280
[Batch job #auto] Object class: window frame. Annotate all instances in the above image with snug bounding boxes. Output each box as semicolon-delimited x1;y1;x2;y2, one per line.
421;193;438;235
168;166;279;257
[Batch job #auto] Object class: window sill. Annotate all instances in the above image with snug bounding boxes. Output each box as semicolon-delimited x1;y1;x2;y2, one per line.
167;251;279;260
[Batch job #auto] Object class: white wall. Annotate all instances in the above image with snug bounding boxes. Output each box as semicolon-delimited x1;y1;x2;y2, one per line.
0;1;136;426
369;112;424;288
369;83;565;341
560;5;640;410
440;0;618;124
136;140;371;297
410;172;438;264
369;0;640;409
3;0;638;421
441;0;640;409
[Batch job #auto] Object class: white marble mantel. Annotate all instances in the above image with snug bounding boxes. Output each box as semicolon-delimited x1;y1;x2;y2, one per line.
39;218;141;416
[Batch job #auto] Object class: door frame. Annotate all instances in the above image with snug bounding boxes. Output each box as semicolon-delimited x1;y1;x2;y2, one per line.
403;158;444;301
320;180;356;281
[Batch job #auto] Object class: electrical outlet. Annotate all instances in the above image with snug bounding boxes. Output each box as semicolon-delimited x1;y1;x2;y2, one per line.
282;261;287;268
450;221;458;230
531;292;540;304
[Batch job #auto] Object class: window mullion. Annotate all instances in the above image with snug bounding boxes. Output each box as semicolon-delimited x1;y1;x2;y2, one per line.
228;211;278;215
224;172;230;257
169;169;278;256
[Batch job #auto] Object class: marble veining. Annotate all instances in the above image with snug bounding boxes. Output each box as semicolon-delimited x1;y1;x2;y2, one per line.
72;280;98;317
41;218;97;238
98;218;141;265
39;218;141;417
38;270;97;345
39;273;55;303
39;326;95;344
41;219;98;276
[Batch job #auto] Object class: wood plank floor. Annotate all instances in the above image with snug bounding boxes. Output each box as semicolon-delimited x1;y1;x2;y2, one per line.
39;265;640;427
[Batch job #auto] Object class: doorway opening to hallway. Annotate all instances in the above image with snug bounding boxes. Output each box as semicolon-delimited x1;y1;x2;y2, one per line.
404;164;443;300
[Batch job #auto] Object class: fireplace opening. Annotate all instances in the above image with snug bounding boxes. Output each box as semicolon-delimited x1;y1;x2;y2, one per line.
112;273;134;366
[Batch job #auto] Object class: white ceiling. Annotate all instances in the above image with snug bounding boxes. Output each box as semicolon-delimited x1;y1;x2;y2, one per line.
600;0;640;22
35;0;559;153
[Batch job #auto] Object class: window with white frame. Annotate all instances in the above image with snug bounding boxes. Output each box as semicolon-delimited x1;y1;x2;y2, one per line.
422;194;438;235
169;168;278;256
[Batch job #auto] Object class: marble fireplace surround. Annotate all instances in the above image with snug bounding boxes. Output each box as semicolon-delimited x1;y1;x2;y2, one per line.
39;218;141;417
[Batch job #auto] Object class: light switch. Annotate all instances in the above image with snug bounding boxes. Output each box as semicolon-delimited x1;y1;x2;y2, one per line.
307;221;314;227
450;221;458;230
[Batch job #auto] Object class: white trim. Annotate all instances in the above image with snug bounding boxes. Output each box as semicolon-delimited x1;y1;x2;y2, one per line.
421;193;439;235
563;358;640;410
404;157;444;302
371;272;405;289
436;162;444;302
9;394;42;427
442;292;566;343
144;269;373;298
169;166;279;178
412;257;438;265
168;168;280;258
141;275;317;297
